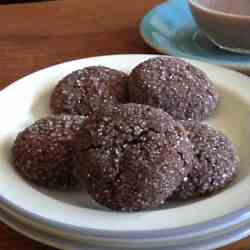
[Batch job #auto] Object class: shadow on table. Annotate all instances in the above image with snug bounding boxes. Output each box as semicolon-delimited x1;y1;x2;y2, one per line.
0;0;54;4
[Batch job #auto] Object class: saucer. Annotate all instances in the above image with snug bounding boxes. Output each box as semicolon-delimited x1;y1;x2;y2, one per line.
140;0;250;74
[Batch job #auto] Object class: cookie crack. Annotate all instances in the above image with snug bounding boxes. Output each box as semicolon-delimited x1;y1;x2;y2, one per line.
112;128;159;181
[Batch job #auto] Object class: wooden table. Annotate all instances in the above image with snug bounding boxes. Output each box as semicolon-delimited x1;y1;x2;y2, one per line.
0;0;249;249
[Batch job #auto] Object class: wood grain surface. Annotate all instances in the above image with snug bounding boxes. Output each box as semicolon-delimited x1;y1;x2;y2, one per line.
0;0;249;249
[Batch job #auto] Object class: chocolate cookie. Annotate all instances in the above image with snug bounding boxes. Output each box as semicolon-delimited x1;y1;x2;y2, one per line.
172;121;239;200
12;115;86;189
129;57;219;121
50;66;129;116
75;103;194;211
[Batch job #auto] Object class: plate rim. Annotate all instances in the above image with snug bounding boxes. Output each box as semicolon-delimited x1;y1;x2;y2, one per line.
2;204;250;250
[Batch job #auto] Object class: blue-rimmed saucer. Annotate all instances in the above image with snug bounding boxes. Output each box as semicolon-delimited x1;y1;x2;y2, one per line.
140;0;250;74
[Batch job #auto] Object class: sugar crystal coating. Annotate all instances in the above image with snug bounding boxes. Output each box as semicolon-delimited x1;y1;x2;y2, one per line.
50;66;129;116
129;57;219;121
74;103;194;211
172;121;239;199
12;115;87;189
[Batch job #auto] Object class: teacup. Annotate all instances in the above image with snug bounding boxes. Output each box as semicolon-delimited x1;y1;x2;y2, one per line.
188;0;250;54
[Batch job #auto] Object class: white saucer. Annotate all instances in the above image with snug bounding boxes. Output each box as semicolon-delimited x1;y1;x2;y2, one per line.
0;55;250;248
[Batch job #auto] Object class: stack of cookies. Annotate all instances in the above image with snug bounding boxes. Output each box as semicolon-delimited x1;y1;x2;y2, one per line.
12;57;239;212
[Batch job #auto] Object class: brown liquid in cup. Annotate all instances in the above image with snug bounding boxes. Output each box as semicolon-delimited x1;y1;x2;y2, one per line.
199;0;250;16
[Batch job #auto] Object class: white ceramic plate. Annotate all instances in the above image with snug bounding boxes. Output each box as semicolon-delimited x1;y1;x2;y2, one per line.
0;55;250;245
2;204;250;250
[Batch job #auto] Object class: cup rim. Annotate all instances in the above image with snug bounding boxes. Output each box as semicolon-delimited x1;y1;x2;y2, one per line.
188;0;250;20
